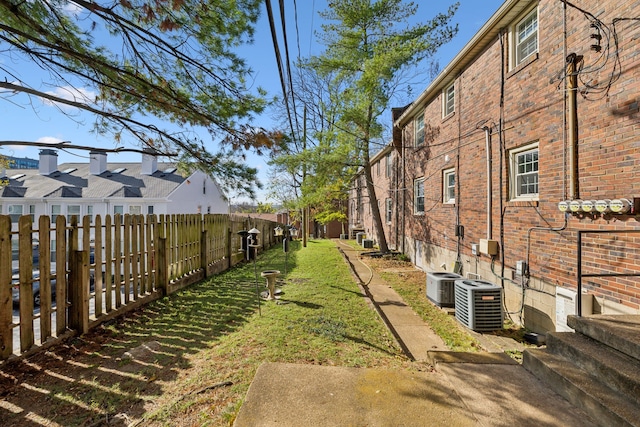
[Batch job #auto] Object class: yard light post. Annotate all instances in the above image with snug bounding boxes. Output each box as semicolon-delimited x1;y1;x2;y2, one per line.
248;228;261;315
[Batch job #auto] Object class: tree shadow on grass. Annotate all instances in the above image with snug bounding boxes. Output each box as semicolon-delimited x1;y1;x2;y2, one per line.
0;245;297;427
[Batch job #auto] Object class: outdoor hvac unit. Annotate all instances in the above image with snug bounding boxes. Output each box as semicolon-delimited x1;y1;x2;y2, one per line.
362;239;374;249
426;272;462;308
454;279;503;331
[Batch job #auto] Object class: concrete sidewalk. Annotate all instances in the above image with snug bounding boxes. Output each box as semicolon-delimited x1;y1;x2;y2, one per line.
233;241;597;426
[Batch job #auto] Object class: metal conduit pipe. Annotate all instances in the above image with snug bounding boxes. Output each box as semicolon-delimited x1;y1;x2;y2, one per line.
483;126;492;240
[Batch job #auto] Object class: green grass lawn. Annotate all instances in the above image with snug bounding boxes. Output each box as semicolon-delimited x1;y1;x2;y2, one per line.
98;239;409;426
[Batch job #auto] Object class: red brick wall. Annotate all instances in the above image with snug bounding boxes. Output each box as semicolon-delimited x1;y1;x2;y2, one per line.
395;0;640;320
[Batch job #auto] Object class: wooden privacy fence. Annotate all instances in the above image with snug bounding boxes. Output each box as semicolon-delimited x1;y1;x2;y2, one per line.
0;213;279;361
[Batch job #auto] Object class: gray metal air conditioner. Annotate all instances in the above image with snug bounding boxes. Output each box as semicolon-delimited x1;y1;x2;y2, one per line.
426;272;462;307
454;279;503;331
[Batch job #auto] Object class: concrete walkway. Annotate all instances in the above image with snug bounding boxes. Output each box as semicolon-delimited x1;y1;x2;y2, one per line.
233;241;597;427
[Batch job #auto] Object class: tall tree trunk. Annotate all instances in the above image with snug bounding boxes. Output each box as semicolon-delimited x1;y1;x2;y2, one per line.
363;162;389;253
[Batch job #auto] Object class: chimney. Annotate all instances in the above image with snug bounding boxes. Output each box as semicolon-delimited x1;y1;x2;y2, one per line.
89;151;108;175
39;149;58;175
141;148;158;175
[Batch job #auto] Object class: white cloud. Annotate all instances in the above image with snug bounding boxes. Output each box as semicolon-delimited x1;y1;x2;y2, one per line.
42;85;97;109
36;136;65;145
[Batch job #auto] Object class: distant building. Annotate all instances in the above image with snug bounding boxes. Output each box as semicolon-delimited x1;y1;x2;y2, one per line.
1;149;229;225
5;155;39;169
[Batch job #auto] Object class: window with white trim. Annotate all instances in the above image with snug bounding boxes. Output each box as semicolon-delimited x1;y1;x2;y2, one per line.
28;205;35;222
129;205;141;215
510;142;539;200
8;205;22;223
67;205;80;222
114;205;124;215
414;178;425;214
51;204;61;223
443;83;455;117
513;7;538;67
386;153;392;177
443;168;455;204
385;198;392;223
414;114;425;147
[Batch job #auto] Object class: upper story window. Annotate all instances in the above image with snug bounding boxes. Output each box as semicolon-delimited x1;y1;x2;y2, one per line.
443;168;455;204
414;114;425;147
8;205;23;223
510;142;539;200
67;205;80;222
414;178;425;214
386;153;392;178
385;198;392;223
443;83;455;117
514;7;538;67
51;204;61;224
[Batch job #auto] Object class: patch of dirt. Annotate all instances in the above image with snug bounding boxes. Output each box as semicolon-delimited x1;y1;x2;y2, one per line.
0;310;179;427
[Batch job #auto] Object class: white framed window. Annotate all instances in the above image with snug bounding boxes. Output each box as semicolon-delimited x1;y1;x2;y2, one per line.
443;168;455;204
510;142;539;200
8;205;23;223
513;7;538;67
129;205;141;215
385;198;392;223
114;205;124;215
443;83;455;117
28;205;35;222
414;178;425;214
414;114;425;147
376;160;380;176
148;205;154;215
386;153;392;178
51;204;61;224
87;205;94;223
67;205;81;222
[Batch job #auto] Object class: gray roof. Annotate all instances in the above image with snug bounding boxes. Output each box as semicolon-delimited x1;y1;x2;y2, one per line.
1;162;184;200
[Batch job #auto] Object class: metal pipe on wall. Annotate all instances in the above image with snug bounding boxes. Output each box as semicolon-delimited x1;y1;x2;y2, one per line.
483;126;492;240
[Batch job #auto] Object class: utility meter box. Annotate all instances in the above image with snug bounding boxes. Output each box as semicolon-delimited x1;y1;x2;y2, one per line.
479;239;499;256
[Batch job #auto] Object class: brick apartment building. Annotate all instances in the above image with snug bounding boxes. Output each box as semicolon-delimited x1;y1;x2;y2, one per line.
349;0;640;333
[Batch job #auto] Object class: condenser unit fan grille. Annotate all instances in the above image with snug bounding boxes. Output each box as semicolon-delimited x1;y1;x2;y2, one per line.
454;279;503;331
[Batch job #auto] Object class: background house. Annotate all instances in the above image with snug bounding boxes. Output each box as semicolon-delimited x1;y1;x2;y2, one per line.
351;0;640;334
1;149;229;225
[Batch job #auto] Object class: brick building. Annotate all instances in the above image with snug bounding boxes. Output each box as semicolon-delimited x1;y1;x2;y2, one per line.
350;0;640;333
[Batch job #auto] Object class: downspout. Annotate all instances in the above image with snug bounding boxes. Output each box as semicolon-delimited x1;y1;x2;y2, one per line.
483;126;492;240
567;53;582;200
401;127;406;255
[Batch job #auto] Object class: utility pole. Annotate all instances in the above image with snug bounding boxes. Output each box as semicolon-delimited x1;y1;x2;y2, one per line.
302;106;307;248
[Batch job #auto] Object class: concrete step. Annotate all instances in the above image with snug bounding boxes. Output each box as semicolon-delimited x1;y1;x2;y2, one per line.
524;348;640;427
568;315;640;362
545;332;640;406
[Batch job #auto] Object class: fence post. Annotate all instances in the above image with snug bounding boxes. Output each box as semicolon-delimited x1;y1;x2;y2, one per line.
157;236;169;295
227;227;233;268
69;249;89;334
0;215;12;359
201;229;210;277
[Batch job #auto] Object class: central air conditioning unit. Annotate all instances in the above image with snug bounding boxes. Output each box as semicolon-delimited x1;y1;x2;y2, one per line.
454;279;503;331
426;272;462;307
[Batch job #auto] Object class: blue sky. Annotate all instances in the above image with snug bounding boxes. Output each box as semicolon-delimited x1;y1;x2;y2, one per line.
1;0;504;203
